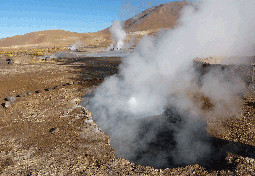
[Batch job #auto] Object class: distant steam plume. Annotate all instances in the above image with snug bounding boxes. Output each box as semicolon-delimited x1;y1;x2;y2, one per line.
69;41;83;51
83;0;255;168
109;20;127;50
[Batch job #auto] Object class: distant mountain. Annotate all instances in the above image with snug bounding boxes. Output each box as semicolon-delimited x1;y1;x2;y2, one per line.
0;1;186;49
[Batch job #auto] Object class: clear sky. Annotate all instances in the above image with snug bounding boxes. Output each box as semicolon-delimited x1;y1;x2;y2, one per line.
0;0;181;39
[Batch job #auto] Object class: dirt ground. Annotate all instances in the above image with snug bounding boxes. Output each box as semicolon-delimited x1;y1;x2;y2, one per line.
0;54;254;175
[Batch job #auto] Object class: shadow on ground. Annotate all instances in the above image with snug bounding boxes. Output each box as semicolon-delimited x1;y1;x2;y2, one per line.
131;108;255;171
56;57;121;87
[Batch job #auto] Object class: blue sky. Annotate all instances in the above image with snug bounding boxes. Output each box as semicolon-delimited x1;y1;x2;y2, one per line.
0;0;181;39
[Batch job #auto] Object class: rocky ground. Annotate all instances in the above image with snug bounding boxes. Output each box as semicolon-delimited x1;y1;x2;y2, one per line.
0;53;254;175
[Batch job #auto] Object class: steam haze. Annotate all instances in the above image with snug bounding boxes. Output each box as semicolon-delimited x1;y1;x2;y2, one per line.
109;20;127;50
83;0;255;168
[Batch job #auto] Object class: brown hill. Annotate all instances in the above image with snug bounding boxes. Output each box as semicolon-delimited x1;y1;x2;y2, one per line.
124;1;186;32
99;1;186;41
0;1;186;50
0;30;90;49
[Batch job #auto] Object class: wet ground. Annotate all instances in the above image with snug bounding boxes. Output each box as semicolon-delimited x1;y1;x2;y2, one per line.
0;56;254;175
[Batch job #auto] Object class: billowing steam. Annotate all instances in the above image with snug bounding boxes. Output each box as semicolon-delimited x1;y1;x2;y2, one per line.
109;20;127;50
83;0;255;168
69;41;83;51
69;45;78;51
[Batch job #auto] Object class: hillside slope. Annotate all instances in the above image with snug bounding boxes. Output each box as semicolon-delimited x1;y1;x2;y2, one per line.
124;1;186;32
0;30;86;48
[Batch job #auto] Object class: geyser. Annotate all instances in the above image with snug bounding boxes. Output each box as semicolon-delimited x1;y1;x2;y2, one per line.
83;0;255;168
109;20;127;50
69;41;83;51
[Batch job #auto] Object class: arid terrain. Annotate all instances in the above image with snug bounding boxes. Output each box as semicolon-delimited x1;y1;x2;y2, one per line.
0;1;255;175
0;50;254;175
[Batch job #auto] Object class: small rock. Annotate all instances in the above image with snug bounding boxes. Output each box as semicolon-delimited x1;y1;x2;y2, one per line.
4;101;12;108
1;103;6;108
49;128;59;134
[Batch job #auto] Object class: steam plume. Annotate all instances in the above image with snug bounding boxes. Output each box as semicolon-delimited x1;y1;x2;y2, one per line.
109;20;127;50
69;41;83;51
83;0;255;168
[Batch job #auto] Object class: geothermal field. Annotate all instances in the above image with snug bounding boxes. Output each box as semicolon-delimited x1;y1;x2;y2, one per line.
0;0;255;175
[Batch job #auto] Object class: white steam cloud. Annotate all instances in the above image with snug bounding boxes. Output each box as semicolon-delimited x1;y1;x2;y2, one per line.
109;20;127;50
83;0;255;168
69;41;83;51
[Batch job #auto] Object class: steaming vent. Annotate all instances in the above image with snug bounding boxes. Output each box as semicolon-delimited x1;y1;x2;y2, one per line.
84;59;250;169
83;0;255;170
108;20;128;51
68;41;83;52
